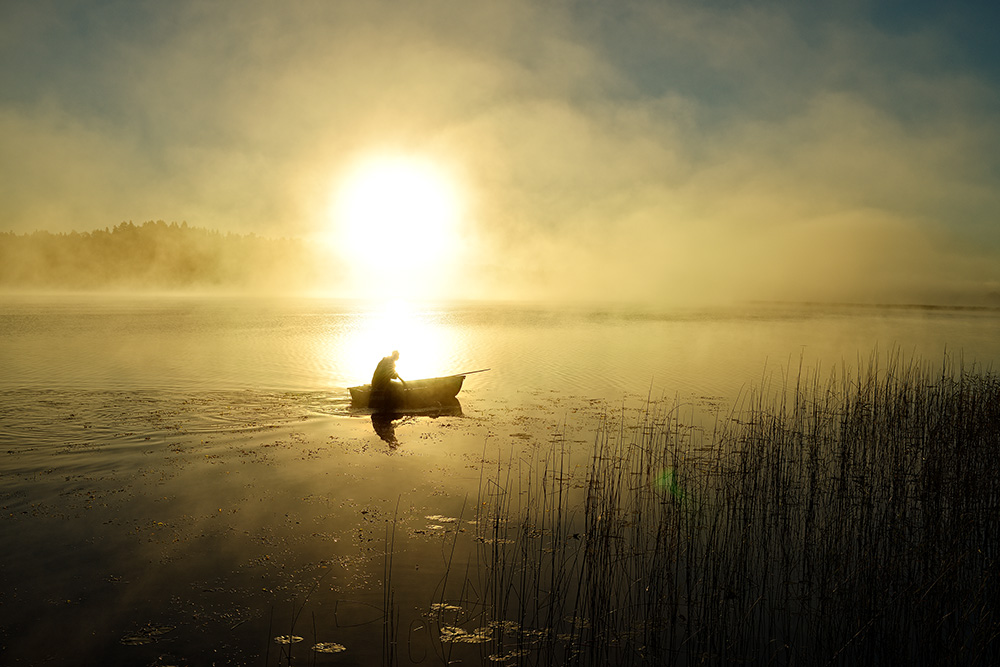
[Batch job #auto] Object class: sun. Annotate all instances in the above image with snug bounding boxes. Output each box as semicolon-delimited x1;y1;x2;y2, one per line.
330;154;463;298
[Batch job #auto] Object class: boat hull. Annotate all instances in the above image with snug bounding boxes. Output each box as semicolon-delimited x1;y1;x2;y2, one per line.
349;375;465;410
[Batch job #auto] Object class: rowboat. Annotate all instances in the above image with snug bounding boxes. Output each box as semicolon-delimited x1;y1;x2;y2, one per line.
349;374;465;410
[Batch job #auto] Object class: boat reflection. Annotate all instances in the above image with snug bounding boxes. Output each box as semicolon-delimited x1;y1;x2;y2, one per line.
369;399;463;448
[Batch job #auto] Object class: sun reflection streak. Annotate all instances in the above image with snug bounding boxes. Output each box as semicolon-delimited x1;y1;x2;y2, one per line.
331;300;462;386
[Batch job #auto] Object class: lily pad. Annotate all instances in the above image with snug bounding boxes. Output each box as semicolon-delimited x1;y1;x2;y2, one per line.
440;625;492;644
312;642;347;653
274;635;304;645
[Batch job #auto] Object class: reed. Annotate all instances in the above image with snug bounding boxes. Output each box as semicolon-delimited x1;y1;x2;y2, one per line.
430;351;1000;665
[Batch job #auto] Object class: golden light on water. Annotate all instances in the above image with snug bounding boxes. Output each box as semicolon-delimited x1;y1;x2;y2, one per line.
329;154;464;300
319;153;468;384
334;300;460;385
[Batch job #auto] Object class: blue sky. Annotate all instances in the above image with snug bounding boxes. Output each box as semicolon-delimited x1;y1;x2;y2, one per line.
2;0;998;304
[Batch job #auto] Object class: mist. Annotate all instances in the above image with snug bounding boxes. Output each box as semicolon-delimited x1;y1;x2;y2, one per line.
0;222;335;294
2;0;999;305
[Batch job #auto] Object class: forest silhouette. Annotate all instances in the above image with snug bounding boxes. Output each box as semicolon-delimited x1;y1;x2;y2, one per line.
0;221;330;291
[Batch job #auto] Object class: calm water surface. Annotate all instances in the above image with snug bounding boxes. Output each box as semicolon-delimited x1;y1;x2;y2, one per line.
2;294;999;665
4;294;999;403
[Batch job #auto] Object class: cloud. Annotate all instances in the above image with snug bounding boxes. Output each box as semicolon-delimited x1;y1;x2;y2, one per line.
1;0;998;304
0;104;142;228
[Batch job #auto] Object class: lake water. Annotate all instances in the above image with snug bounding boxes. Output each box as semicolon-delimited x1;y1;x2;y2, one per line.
2;295;999;665
4;294;999;400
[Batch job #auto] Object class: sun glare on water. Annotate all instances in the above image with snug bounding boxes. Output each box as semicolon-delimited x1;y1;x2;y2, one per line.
333;299;461;385
330;155;463;299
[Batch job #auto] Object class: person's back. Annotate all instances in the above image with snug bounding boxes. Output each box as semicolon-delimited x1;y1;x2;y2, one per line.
371;351;400;391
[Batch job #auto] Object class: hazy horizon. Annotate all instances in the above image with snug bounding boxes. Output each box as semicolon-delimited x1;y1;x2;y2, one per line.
3;1;1000;305
3;219;1000;308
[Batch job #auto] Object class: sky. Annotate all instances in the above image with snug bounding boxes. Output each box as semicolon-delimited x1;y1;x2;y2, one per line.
2;0;999;305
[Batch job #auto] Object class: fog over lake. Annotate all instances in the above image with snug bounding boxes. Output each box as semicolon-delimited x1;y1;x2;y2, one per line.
6;0;1000;660
2;295;999;665
5;295;999;399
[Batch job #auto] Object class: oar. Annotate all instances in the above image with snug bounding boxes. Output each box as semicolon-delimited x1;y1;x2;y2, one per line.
444;368;491;378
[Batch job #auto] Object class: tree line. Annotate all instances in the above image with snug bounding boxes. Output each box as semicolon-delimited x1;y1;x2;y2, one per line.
0;221;333;291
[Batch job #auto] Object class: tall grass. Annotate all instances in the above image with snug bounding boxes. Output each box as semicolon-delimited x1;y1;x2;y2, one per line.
429;352;1000;665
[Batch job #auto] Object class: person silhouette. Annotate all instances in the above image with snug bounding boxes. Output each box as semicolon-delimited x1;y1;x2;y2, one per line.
370;350;406;409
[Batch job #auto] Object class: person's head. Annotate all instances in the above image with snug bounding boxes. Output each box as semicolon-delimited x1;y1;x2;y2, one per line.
391;350;399;360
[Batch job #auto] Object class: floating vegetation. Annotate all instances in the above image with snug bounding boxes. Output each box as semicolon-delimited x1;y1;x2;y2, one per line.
425;514;458;523
439;625;493;644
489;648;529;662
119;624;174;646
311;642;347;653
273;635;304;645
120;636;152;647
426;602;465;624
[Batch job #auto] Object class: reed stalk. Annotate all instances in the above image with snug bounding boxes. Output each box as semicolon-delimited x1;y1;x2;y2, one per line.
449;351;1000;665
